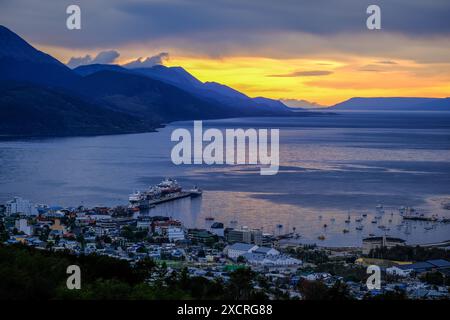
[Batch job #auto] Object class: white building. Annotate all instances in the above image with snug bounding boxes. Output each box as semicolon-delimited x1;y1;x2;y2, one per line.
168;227;185;242
226;242;259;259
15;218;33;236
386;266;413;277
242;252;302;267
6;197;36;216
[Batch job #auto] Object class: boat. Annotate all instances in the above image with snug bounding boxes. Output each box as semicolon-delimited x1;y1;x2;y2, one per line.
342;229;349;233
369;233;375;237
128;178;200;209
371;219;377;224
318;235;326;240
205;216;215;221
356;226;363;231
362;213;367;217
189;186;203;197
323;224;328;228
355;217;363;223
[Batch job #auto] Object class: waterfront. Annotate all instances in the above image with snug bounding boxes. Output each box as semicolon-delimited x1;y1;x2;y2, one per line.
1;111;450;247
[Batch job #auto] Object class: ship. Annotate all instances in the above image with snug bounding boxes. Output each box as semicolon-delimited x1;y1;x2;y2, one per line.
128;178;202;209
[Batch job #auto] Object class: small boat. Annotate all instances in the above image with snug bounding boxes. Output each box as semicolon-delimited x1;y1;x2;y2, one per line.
318;235;326;240
323;224;328;228
189;186;203;197
371;220;377;224
362;213;367;217
356;226;363;231
355;218;363;222
342;229;349;233
276;224;283;229
205;216;215;221
369;233;375;237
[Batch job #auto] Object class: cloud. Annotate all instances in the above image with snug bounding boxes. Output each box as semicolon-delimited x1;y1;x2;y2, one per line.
122;52;170;69
269;70;333;77
67;50;120;68
375;60;398;65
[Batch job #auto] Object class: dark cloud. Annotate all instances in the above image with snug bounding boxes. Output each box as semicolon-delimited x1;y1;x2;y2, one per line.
269;70;333;77
0;0;449;50
0;0;449;65
67;50;119;68
123;52;170;69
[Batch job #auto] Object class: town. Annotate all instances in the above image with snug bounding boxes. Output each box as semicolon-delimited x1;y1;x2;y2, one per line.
0;196;449;300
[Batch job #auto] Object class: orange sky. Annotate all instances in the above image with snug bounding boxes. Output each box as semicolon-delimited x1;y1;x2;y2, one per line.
40;45;450;106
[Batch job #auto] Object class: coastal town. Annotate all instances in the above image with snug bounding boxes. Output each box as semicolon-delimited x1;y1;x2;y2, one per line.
1;186;449;300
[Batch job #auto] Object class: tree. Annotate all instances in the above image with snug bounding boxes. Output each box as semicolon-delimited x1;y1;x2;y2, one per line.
297;279;329;300
226;268;256;300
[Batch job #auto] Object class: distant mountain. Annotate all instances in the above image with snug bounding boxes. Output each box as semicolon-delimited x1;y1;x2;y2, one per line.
281;99;324;109
126;65;290;112
0;25;294;138
331;97;450;111
0;25;79;87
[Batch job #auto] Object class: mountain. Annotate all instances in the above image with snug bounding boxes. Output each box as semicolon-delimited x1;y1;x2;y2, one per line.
280;99;324;109
126;65;291;112
0;25;294;138
73;64;131;77
0;25;79;87
0;81;154;137
331;97;450;111
71;70;239;122
132;65;203;90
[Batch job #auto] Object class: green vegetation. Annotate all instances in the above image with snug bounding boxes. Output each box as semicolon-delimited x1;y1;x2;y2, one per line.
297;280;352;300
369;245;450;261
0;244;266;300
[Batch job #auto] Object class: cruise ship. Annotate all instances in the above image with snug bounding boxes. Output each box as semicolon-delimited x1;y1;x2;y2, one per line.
129;178;202;209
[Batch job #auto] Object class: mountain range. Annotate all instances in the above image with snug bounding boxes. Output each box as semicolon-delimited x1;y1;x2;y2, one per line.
0;25;294;138
330;97;450;111
1;25;449;138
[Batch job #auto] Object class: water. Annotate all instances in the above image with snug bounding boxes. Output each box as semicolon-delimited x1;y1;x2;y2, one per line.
1;111;450;247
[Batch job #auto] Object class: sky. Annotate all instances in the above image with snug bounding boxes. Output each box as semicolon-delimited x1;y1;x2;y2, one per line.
1;0;449;105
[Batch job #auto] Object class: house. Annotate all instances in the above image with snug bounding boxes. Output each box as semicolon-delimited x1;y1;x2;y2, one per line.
391;259;450;275
168;226;185;242
426;259;450;270
386;265;413;277
362;236;406;254
253;246;280;256
225;242;258;259
242;252;302;267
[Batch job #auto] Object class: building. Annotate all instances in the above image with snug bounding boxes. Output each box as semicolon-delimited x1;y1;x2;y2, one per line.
226;226;262;245
168;226;185;242
362;236;406;254
6;197;36;216
226;242;259;259
187;229;217;244
242;252;302;267
253;246;280;256
210;222;224;237
15;218;33;236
